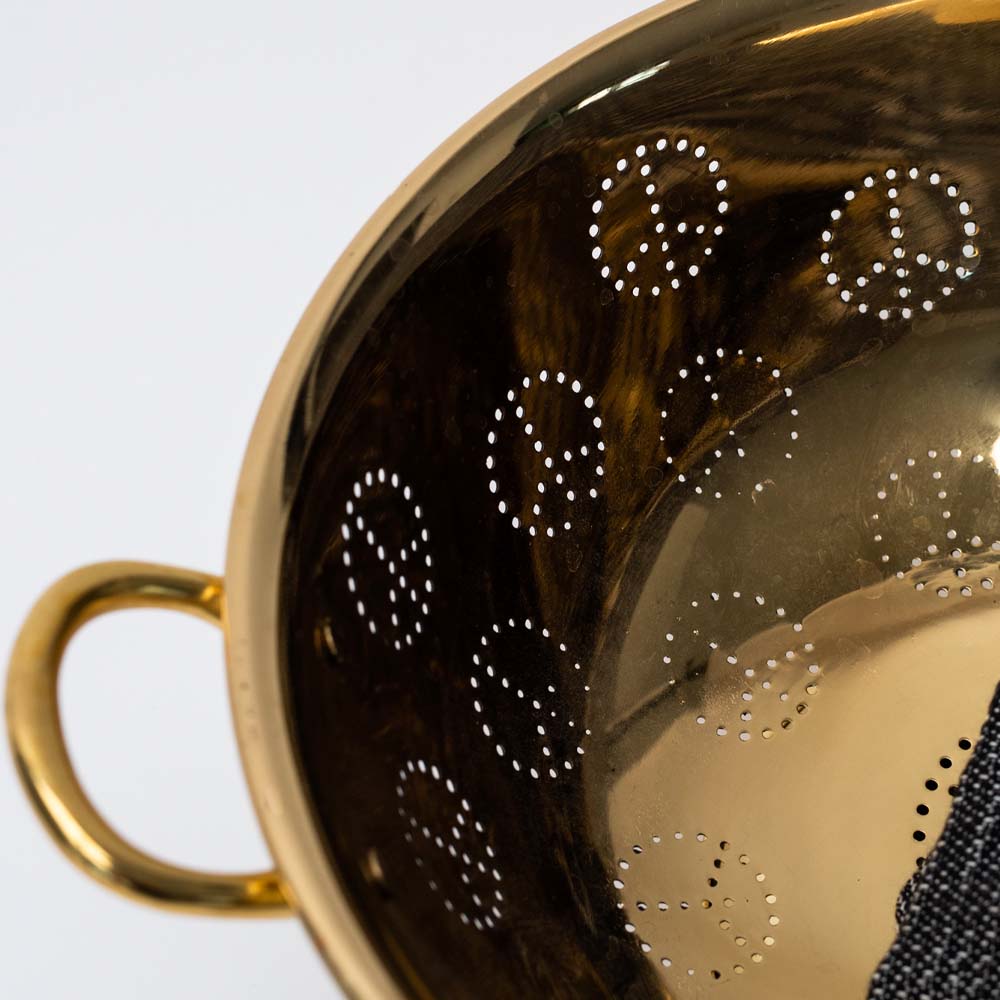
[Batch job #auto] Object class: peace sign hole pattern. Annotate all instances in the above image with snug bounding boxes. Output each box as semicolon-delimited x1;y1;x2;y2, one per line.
590;136;730;297
396;759;505;932
486;370;605;538
339;469;434;651
821;167;979;320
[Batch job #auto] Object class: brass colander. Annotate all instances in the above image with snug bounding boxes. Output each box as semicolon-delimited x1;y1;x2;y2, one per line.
7;1;1000;997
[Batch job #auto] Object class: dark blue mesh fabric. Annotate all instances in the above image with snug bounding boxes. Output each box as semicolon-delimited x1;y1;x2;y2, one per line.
869;683;1000;999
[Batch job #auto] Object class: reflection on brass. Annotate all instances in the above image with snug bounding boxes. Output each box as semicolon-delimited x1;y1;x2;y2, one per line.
8;1;1000;997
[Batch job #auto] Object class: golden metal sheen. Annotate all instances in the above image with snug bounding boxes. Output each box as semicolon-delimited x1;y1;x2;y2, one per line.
7;1;1000;998
6;562;289;916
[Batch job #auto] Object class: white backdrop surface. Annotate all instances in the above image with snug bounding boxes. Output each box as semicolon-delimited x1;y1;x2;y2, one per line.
0;2;649;996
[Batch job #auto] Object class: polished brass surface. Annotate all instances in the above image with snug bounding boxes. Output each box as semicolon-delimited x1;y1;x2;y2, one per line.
6;562;289;916
8;0;1000;997
257;0;1000;995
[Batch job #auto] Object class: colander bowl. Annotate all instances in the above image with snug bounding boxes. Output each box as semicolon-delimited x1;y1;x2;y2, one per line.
7;1;1000;997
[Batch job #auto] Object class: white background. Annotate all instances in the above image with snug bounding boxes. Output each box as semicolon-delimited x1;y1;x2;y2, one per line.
0;1;649;997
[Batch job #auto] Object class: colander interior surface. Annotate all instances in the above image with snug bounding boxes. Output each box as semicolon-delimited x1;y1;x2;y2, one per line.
276;2;1000;996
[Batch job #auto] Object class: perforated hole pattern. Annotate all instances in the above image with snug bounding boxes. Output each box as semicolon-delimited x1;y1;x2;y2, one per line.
281;95;996;998
329;153;988;952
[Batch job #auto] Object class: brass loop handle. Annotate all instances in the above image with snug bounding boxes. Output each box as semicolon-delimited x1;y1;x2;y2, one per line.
5;561;290;917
